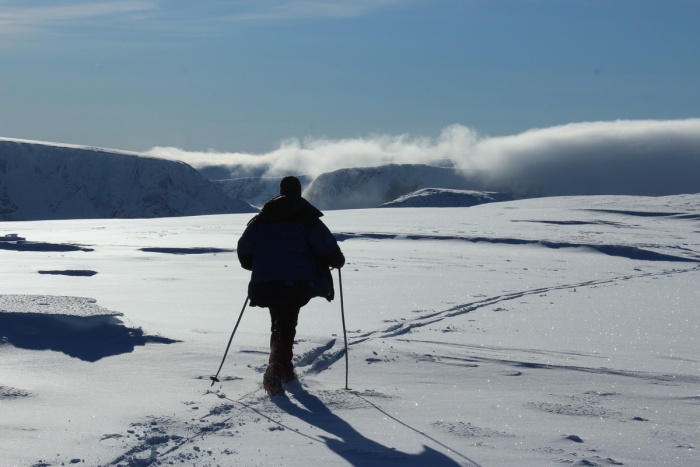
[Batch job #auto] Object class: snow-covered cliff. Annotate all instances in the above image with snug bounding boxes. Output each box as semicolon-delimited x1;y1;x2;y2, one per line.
0;139;255;221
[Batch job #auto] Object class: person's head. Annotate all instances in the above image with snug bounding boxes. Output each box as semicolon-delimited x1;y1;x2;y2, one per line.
279;176;302;198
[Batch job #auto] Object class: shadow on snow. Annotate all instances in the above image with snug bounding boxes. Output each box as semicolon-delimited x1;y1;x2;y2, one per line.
140;247;234;255
269;383;481;467
38;270;98;276
335;232;700;263
0;312;178;362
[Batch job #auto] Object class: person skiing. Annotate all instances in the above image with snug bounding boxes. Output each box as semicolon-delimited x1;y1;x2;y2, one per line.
237;176;345;395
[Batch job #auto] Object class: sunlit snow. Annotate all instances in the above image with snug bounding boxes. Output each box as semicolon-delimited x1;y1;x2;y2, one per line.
1;195;699;466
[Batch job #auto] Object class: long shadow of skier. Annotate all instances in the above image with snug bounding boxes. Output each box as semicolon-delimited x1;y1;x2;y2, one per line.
273;382;481;467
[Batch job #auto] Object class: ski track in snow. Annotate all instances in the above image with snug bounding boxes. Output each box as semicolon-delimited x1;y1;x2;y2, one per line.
349;264;700;343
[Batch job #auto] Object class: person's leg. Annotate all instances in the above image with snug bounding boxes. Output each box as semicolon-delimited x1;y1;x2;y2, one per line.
264;304;301;393
269;304;299;341
269;304;299;379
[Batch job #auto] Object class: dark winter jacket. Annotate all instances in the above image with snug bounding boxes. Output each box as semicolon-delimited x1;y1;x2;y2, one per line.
237;195;345;308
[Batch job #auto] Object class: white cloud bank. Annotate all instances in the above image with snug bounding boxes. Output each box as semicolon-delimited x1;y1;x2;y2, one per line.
147;119;700;197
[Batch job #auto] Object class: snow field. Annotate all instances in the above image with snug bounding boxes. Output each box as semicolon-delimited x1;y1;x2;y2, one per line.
1;195;699;466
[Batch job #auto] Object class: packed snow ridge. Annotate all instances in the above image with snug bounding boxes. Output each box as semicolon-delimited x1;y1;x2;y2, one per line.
0;138;256;221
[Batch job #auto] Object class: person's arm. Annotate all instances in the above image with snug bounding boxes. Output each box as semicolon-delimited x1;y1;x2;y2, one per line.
237;223;256;270
309;220;345;268
322;246;345;269
238;251;253;270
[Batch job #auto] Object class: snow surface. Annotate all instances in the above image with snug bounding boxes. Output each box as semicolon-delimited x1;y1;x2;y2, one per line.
1;195;699;466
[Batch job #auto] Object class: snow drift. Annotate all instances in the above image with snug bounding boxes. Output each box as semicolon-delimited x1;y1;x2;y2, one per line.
0;138;256;221
0;294;177;362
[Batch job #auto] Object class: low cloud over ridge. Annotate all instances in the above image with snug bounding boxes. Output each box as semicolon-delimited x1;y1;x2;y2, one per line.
147;119;700;197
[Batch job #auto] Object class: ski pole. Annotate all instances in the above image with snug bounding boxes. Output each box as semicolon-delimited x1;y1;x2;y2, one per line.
210;296;249;386
338;268;349;390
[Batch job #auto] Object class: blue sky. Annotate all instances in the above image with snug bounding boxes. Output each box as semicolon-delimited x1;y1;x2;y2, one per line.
1;0;699;153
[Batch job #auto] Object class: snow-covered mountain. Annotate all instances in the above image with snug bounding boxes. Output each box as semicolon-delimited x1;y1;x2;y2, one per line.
302;164;487;210
1;137;505;217
380;188;513;208
0;139;255;221
213;165;492;210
